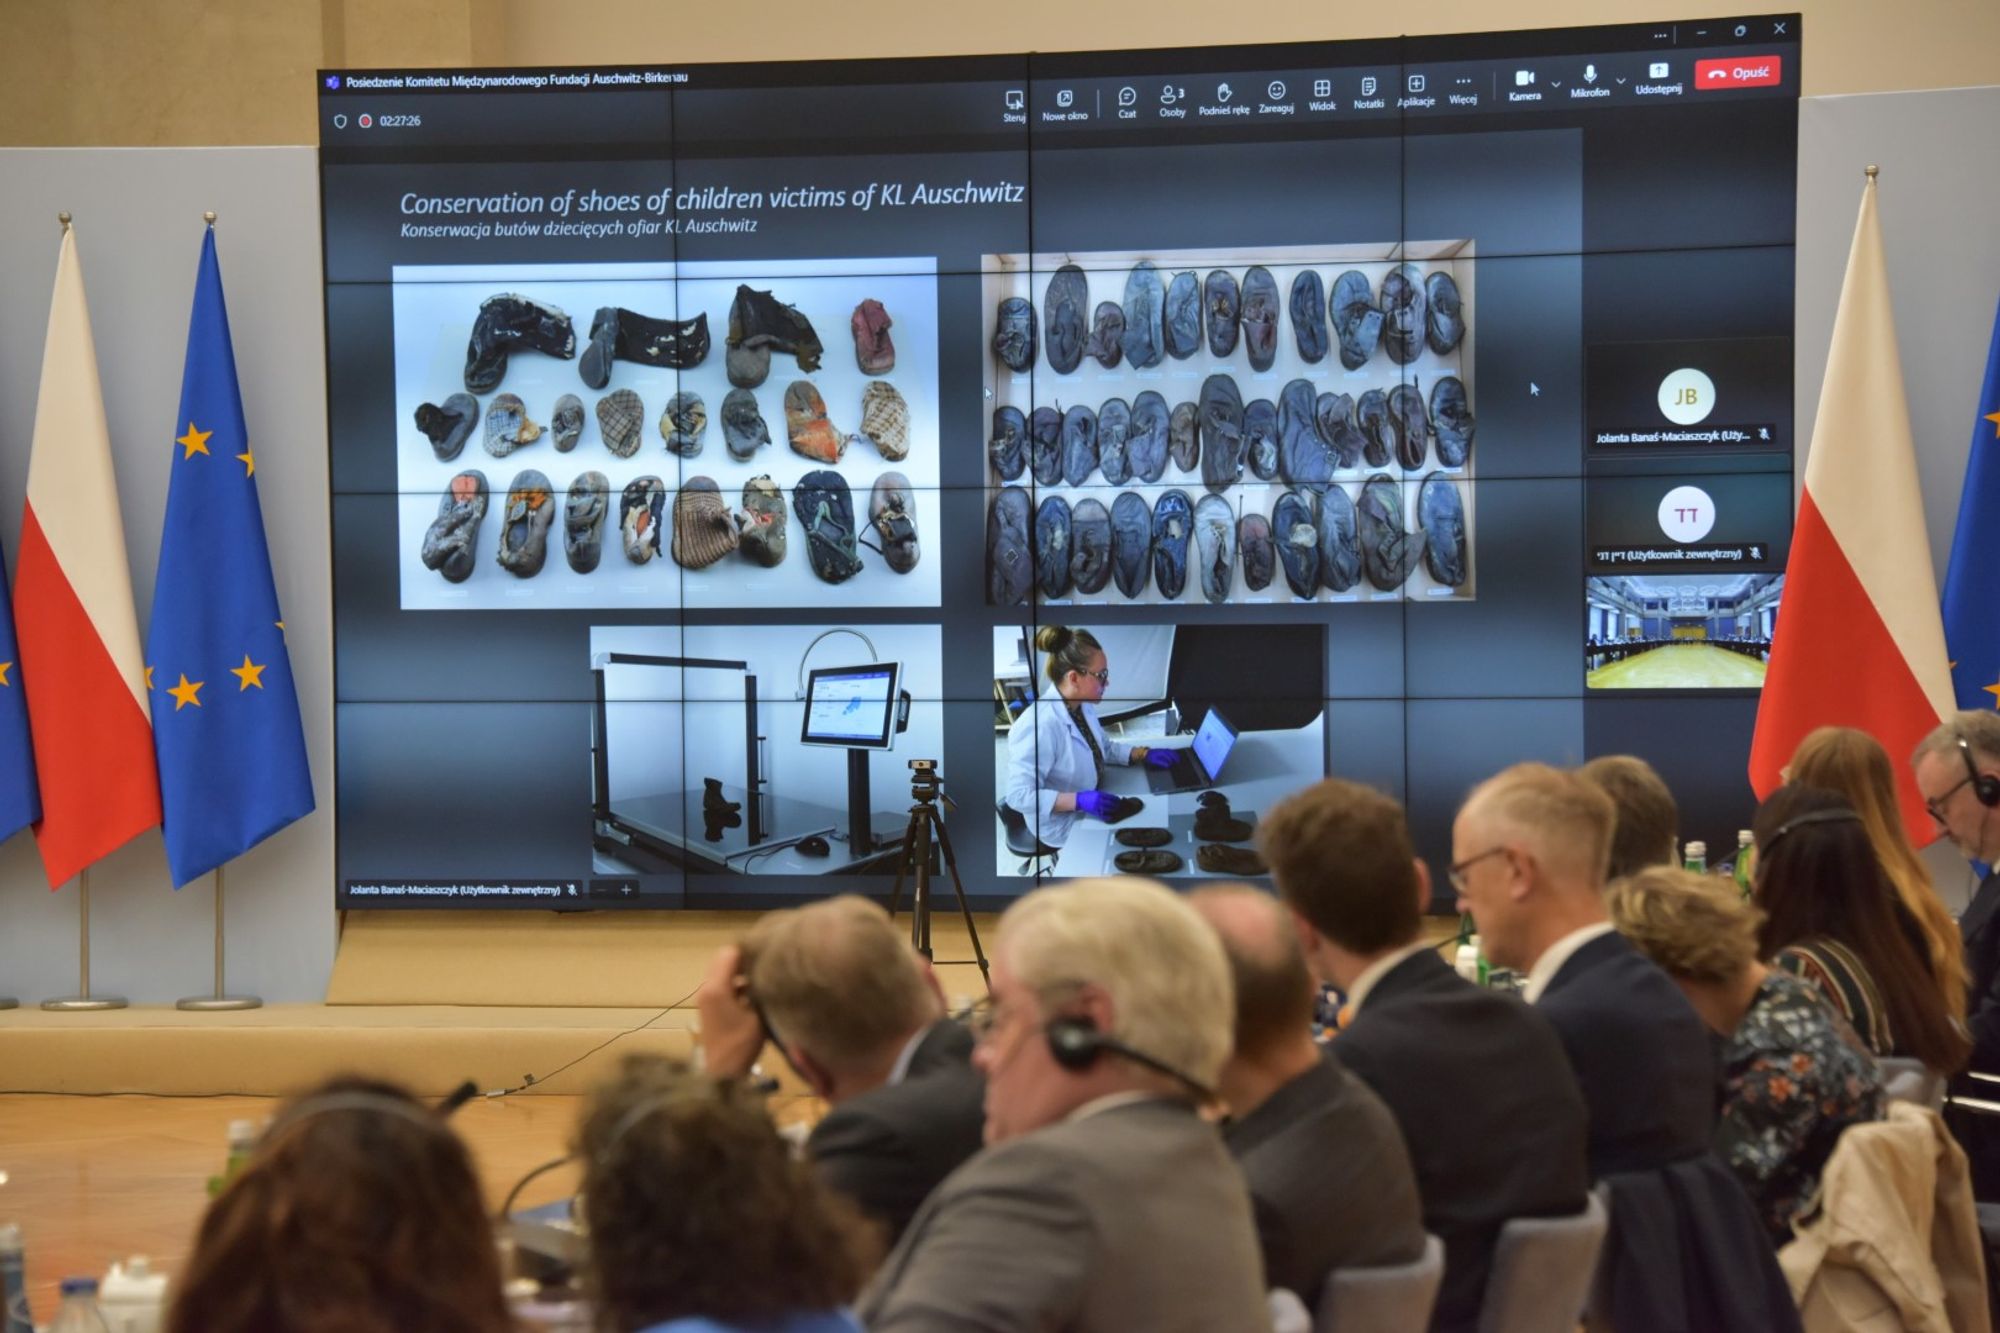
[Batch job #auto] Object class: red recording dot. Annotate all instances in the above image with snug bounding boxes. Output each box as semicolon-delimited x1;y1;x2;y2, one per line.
359;113;374;128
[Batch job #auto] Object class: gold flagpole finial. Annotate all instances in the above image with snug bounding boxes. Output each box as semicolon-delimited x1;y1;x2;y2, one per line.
1864;164;1879;180
57;212;71;230
203;211;217;227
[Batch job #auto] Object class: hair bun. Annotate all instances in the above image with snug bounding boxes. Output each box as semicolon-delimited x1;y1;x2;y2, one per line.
1034;625;1071;653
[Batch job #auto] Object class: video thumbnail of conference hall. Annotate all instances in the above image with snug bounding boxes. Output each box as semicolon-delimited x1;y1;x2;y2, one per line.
1;3;1998;1329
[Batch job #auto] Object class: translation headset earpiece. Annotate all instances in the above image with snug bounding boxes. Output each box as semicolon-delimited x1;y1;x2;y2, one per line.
1957;737;2000;807
1761;807;1863;853
1043;1014;1214;1100
259;1091;458;1152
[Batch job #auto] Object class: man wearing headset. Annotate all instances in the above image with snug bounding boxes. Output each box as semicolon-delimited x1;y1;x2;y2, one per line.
858;877;1266;1333
1913;712;2000;1192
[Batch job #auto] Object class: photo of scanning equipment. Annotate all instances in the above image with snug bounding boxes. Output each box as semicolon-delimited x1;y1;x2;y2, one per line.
589;624;939;877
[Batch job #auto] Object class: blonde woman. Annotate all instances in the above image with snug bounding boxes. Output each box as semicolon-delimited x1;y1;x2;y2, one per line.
1607;867;1883;1245
1788;726;1968;1023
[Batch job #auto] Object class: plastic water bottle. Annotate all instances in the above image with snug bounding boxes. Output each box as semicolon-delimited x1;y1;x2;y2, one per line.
98;1257;168;1333
1683;840;1707;874
0;1223;31;1333
1734;830;1755;900
47;1276;110;1333
207;1118;259;1198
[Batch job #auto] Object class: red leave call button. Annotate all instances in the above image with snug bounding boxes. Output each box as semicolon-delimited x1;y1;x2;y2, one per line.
1694;55;1784;89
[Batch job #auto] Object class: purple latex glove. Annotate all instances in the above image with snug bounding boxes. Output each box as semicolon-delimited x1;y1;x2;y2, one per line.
1075;790;1118;818
1144;748;1179;769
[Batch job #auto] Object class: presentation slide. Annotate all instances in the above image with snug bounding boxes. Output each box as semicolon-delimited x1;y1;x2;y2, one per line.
321;18;1801;907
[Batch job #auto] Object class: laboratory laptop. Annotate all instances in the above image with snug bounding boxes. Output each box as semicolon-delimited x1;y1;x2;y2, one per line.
1147;708;1240;793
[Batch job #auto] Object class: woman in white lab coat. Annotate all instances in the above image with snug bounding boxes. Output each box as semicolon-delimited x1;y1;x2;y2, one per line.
1006;625;1175;850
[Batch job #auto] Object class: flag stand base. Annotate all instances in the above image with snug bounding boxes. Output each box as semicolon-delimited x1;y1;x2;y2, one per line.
0;997;18;1009
176;994;260;1011
42;995;127;1011
175;867;262;1012
41;870;126;1012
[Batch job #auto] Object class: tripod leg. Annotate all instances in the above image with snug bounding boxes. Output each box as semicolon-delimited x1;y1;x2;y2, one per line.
928;810;991;991
910;810;934;960
885;819;914;919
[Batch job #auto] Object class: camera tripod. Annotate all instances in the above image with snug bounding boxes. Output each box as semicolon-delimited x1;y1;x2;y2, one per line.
885;764;990;991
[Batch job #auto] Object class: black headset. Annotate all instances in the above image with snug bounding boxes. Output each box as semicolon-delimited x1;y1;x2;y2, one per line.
1957;737;2000;807
1761;806;1863;853
1044;1014;1215;1100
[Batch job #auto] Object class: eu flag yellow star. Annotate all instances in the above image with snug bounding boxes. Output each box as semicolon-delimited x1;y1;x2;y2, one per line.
0;661;12;686
230;655;267;691
176;423;212;459
236;446;255;477
1984;673;2000;707
1986;409;2000;439
168;673;204;711
145;665;154;691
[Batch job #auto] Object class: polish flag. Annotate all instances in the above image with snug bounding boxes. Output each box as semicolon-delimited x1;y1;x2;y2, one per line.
1749;172;1952;843
14;226;161;886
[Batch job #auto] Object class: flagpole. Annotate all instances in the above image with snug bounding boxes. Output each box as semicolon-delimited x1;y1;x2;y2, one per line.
42;867;126;1011
176;864;261;1010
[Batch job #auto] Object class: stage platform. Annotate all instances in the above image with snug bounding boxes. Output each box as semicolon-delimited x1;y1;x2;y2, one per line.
0;908;998;1097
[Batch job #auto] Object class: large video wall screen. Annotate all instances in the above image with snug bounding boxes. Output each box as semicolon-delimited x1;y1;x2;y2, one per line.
320;20;1801;909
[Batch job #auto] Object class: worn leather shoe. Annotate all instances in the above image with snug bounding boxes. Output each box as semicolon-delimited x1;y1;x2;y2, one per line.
1035;494;1072;599
421;469;488;583
785;381;848;464
852;298;895;375
1200;374;1245;494
1381;265;1426;366
1194;808;1254;842
793;470;865;584
1061;404;1098;486
1430;375;1475;468
1273;490;1319;597
1111;491;1151;598
987;486;1032;605
1240;266;1280;372
1087;301;1126;369
1128;391;1170;483
564;469;608;574
1152;489;1194;599
1197;843;1267;875
1316;391;1364;470
1045;264;1089;374
1318;485;1362;592
735;475;787;568
1030;406;1064;486
583;306;710;388
551;394;584;453
1164;270;1201;360
721;388;770;461
1070;498;1112;595
1389;383;1428;470
1121;261;1166;368
1356;389;1392;469
1169;400;1200;473
465;293;574;393
1239;512;1274;591
989;405;1028;481
1358;472;1423;590
1420;471;1468;587
993;296;1038;373
1278;378;1334;491
416;392;479;462
1115;826;1173;848
661;391;707;458
1245;398;1279;480
1425;270;1464;355
1116;849;1184;875
620;476;665;564
1290;270;1329;364
867;472;920;574
1097;397;1133;486
729;286;822;376
1194;493;1235;603
1332;269;1382;371
496;469;555;577
1205;269;1240;357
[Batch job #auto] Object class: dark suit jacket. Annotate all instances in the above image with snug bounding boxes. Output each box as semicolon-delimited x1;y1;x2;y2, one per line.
1535;930;1715;1177
1961;869;2000;1074
1334;949;1590;1333
806;1019;985;1246
858;1097;1267;1333
1224;1049;1426;1299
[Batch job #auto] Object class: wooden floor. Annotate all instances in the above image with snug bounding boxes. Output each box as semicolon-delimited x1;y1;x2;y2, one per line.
1587;643;1768;689
0;1091;590;1317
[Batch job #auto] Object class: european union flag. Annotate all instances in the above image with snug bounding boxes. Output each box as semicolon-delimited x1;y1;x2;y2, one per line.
147;230;314;888
1944;297;2000;711
0;536;40;843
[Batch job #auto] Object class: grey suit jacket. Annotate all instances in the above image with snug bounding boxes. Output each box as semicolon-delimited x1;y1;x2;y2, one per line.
1223;1050;1426;1299
858;1097;1267;1332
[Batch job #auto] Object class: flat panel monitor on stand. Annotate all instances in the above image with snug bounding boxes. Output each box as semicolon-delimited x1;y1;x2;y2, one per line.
800;662;906;857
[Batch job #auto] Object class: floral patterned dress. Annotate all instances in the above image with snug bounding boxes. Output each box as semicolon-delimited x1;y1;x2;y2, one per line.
1718;969;1884;1246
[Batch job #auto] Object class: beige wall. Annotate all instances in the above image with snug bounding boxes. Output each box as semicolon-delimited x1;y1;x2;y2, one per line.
0;0;1992;146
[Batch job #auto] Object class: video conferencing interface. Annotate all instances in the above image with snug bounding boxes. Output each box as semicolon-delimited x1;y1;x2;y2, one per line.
320;17;1800;909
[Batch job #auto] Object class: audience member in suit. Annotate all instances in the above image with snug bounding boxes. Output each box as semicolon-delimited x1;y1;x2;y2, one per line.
1577;753;1679;880
1913;711;2000;1196
1608;866;1883;1246
575;1055;873;1333
1752;784;1970;1074
1452;762;1715;1175
1255;778;1589;1333
1455;763;1802;1333
1189;884;1427;1301
858;878;1267;1333
695;895;984;1245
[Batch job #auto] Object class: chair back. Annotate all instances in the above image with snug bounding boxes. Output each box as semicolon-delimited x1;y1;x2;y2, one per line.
1477;1193;1609;1333
994;798;1057;860
1315;1234;1444;1333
